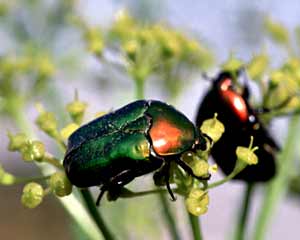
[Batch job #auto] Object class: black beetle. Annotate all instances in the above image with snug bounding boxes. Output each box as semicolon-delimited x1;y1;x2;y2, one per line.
195;71;280;182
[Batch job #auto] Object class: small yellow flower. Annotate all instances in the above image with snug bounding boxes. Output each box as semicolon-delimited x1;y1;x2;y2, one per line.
36;56;55;78
222;54;244;73
60;123;79;141
21;182;44;209
49;172;73;197
200;113;225;143
20;140;46;162
122;39;140;61
94;111;107;118
85;28;103;56
247;53;269;81
7;132;28;152
185;188;209;216
66;92;87;124
264;17;289;45
236;136;259;165
236;146;258;165
35;103;59;138
0;164;16;185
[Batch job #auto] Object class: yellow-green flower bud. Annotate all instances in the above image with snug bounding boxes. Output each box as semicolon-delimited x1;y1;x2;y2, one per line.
49;172;73;197
94;111;107;118
85;28;103;56
60;123;79;141
264;17;289;45
185;189;209;216
247;53;269;81
209;164;218;174
20;140;46;162
269;70;284;90
236;136;259;165
236;147;258;165
181;152;209;177
154;27;181;58
35;103;59;138
200;113;225;143
222;54;244;73
66;93;87;125
190;160;210;178
7;132;28;152
0;164;16;185
37;56;55;78
122;39;140;62
21;182;44;209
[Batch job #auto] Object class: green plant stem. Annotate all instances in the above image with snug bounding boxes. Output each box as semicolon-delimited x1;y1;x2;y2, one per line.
135;78;145;100
43;153;64;169
158;192;181;240
188;212;203;240
207;163;247;189
80;189;115;240
13;175;52;184
234;183;254;240
254;116;299;240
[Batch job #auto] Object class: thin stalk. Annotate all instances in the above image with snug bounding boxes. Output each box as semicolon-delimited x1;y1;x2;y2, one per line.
188;212;203;240
80;189;115;240
43;153;64;170
207;172;236;189
158;193;181;240
135;78;145;100
234;183;254;240
13;175;52;184
254;116;299;240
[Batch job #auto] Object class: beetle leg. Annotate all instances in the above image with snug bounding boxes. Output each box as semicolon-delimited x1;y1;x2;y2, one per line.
164;162;176;201
154;162;176;201
96;169;137;206
96;187;107;206
176;158;211;181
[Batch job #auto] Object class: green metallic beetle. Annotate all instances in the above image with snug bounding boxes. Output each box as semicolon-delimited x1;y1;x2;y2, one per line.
63;100;209;205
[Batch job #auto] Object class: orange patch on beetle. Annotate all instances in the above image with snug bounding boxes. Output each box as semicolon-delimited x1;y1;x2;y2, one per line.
219;79;249;122
149;118;183;156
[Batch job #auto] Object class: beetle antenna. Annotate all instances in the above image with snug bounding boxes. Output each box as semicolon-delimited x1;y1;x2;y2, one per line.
201;72;212;82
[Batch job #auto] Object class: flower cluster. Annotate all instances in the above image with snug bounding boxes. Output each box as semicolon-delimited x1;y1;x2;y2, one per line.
2;93;89;208
74;10;214;99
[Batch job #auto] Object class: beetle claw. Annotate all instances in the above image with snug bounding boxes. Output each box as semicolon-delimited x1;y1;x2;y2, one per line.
196;173;211;181
96;187;106;206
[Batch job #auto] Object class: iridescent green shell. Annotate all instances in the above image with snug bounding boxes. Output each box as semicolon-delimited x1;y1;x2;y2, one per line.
63;100;203;188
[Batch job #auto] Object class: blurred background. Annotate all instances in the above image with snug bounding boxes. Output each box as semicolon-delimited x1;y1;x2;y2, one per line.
1;0;300;239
